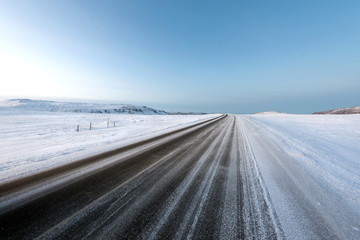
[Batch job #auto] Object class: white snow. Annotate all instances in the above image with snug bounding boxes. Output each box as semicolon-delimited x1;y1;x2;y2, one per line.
0;106;219;182
0;98;168;115
250;114;360;207
243;113;360;239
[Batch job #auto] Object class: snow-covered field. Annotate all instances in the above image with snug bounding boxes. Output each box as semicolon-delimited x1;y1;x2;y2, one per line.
0;108;219;182
246;113;360;238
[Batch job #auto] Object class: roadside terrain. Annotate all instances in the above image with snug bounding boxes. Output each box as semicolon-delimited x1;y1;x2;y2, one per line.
247;113;360;239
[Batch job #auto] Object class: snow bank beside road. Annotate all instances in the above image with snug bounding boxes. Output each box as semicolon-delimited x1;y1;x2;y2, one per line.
0;109;219;182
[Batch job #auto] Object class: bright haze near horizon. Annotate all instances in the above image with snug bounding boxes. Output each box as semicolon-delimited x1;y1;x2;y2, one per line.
0;1;359;114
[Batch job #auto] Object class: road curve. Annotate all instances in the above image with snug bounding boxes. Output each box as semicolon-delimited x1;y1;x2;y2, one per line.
0;114;283;239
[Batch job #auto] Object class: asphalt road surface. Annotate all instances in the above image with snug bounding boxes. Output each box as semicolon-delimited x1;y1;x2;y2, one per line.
0;114;357;239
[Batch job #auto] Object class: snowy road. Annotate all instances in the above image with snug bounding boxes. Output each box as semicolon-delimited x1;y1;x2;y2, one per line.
0;114;359;239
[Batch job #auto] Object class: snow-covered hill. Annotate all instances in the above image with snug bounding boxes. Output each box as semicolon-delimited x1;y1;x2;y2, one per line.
313;106;360;114
0;99;168;115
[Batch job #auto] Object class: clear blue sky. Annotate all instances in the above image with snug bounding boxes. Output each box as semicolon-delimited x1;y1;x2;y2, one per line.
1;0;359;113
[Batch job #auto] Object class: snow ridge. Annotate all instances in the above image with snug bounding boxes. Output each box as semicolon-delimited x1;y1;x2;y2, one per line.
0;99;168;115
313;106;360;114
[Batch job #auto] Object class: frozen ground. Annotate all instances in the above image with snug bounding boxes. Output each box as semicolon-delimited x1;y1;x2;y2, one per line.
244;113;360;239
0;108;219;182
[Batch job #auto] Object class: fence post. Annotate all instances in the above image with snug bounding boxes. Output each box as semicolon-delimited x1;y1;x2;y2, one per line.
90;122;92;130
107;118;109;128
77;124;79;132
113;122;115;127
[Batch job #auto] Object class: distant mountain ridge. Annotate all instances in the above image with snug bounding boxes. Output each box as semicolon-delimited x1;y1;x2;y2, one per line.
0;99;168;115
313;106;360;114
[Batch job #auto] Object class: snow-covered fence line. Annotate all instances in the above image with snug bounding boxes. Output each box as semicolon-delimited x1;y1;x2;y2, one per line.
76;118;122;132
